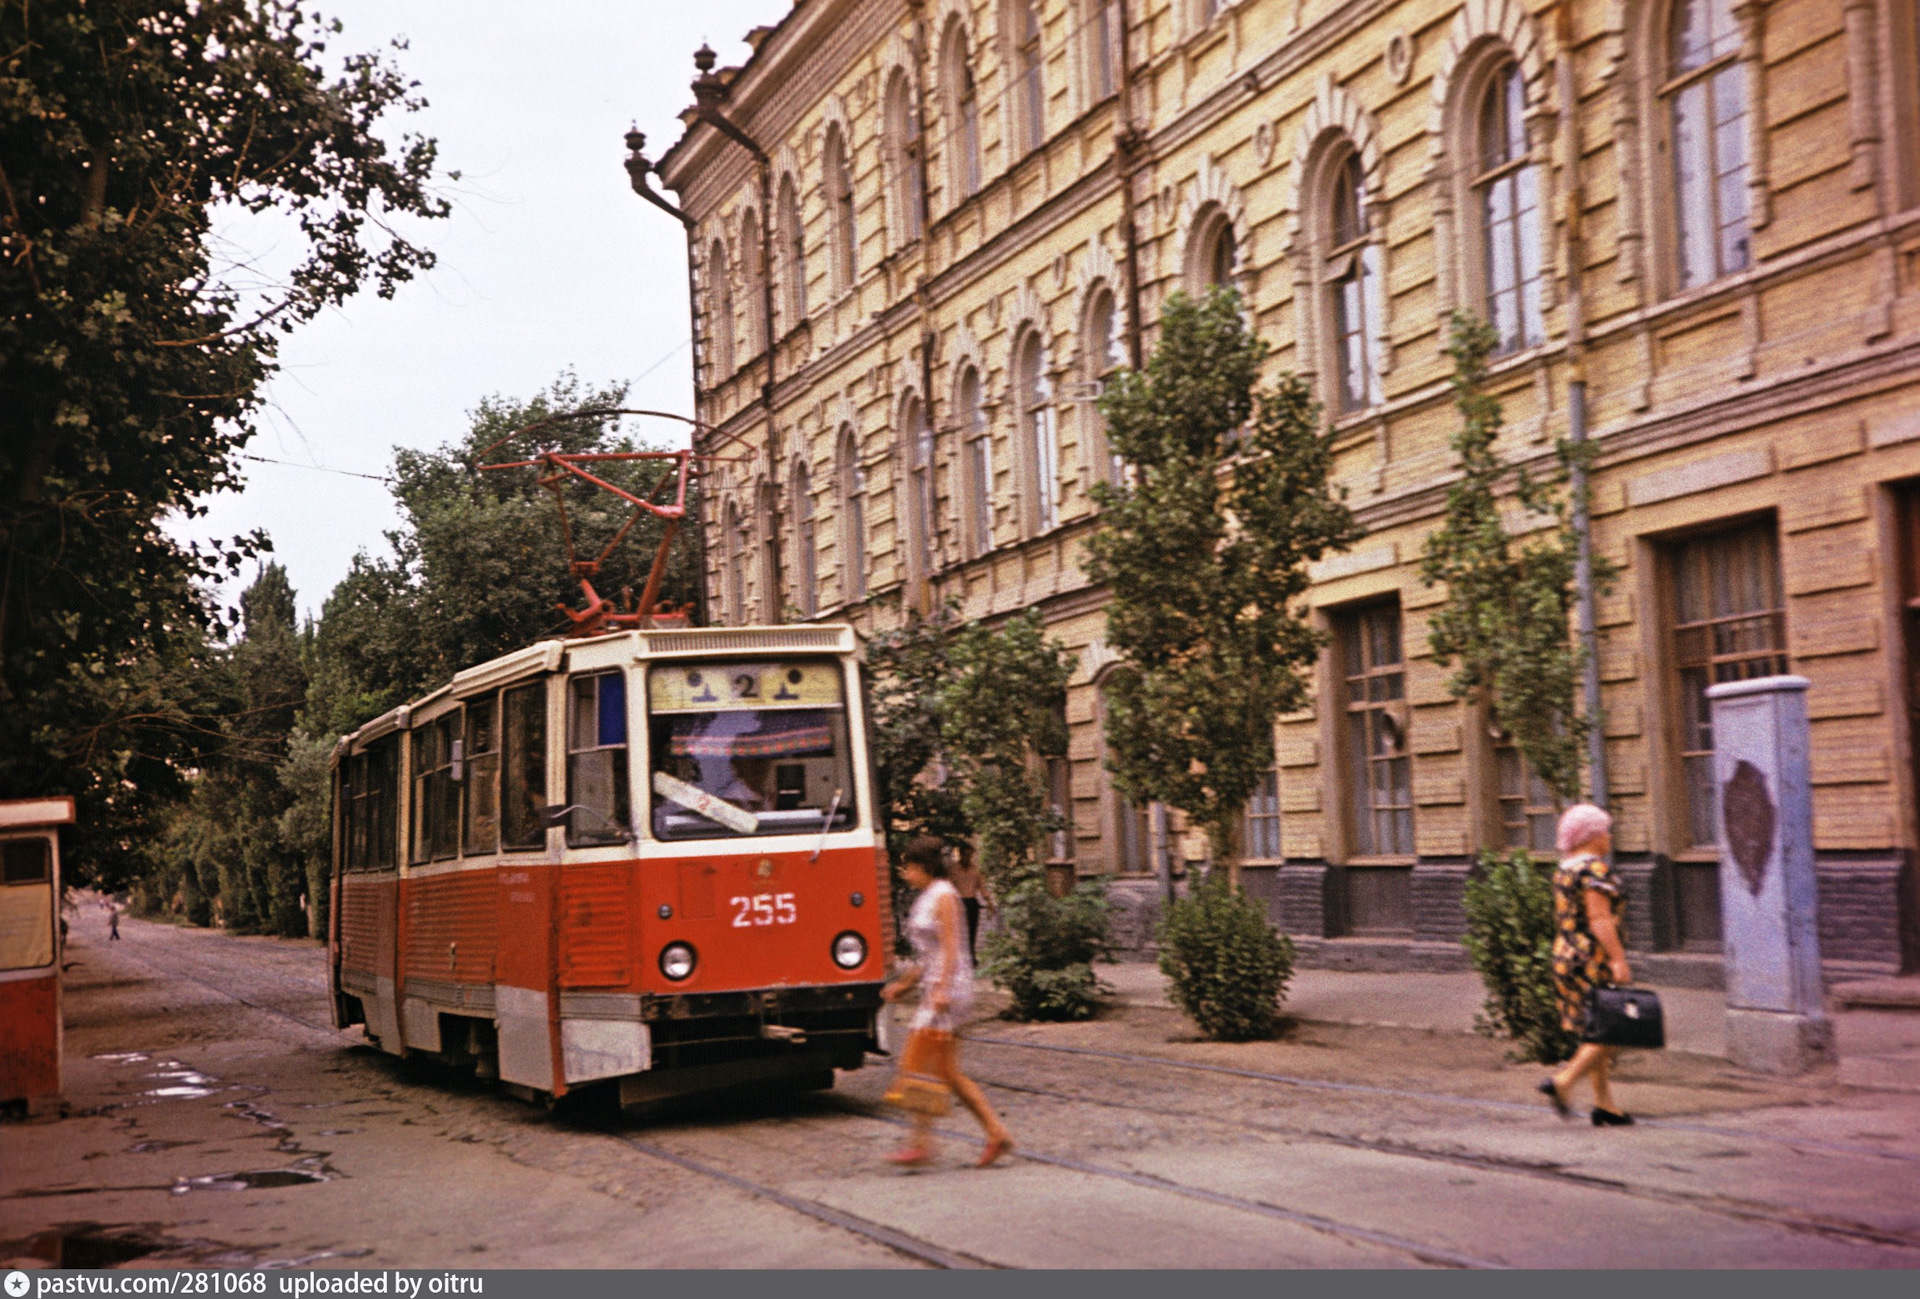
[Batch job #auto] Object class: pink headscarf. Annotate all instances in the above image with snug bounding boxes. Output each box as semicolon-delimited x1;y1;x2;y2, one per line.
1555;803;1613;855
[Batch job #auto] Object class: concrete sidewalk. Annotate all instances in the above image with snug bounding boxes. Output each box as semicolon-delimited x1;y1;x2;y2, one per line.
1098;960;1920;1088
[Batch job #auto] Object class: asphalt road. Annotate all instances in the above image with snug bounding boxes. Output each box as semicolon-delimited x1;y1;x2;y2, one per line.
4;914;1918;1269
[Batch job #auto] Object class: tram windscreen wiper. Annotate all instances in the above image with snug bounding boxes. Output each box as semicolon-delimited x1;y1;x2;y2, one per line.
809;788;843;862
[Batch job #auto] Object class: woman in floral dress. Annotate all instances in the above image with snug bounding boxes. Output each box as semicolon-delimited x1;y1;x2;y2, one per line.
1540;803;1635;1126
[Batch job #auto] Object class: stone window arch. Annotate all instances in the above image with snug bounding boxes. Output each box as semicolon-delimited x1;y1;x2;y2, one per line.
822;122;857;296
1012;326;1059;535
940;16;983;204
955;362;993;557
776;172;807;325
706;238;734;380
1187;204;1240;294
883;67;925;247
837;425;867;602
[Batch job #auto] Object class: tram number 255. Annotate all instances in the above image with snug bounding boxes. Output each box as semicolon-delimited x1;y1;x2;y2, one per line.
731;892;797;928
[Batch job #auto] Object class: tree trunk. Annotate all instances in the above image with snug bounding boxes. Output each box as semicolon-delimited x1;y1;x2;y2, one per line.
1207;815;1242;892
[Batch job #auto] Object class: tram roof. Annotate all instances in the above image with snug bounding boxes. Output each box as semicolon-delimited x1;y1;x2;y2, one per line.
332;624;859;762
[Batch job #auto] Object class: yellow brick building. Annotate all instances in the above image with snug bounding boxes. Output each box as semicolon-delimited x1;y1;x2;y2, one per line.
652;0;1920;976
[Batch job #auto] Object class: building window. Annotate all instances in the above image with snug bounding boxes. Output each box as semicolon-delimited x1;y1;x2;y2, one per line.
500;682;547;851
462;694;501;856
721;499;745;624
1012;0;1046;156
1495;741;1558;854
1669;520;1786;850
1192;209;1237;291
1244;767;1281;861
884;69;924;245
792;461;818;618
904;396;935;579
740;208;767;359
409;709;462;865
1324;149;1382;414
958;365;993;556
1082;284;1124;487
1340;601;1412;857
838;427;867;602
757;480;782;622
1101;681;1152;873
566;670;630;846
943;20;982;202
777;173;806;325
1015;330;1058;534
707;239;734;379
1474;61;1545;353
1047;702;1075;864
823;124;857;295
1665;0;1750;290
1085;0;1120;104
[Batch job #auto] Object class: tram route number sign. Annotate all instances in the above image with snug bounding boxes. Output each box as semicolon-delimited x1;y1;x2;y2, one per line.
652;770;759;834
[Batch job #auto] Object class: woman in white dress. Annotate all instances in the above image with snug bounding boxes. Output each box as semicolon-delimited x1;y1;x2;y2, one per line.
880;836;1014;1167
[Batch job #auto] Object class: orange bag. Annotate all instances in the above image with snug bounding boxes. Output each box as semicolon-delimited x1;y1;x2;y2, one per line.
882;1028;954;1116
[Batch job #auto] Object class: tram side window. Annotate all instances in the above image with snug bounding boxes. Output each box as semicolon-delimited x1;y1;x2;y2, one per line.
568;670;631;846
410;710;462;864
647;659;859;841
342;739;398;872
501;681;548;851
463;694;501;855
0;837;55;971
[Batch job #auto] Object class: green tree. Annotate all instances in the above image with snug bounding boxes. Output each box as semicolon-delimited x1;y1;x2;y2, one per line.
0;0;447;882
1085;288;1359;882
1419;312;1613;801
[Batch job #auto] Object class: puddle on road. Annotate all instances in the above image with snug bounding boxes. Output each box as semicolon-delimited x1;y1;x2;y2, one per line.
91;1052;151;1065
172;1168;329;1194
138;1063;223;1101
127;1139;197;1153
144;1086;220;1099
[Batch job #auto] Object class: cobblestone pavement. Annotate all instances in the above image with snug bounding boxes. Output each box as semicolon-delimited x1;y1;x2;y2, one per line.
4;916;1918;1269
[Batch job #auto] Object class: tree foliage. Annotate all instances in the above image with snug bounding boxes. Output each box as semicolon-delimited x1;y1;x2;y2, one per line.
1085;288;1359;874
1157;873;1295;1041
0;0;447;880
1418;313;1614;802
1461;848;1578;1064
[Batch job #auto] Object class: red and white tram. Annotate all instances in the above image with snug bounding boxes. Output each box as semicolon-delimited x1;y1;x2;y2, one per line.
328;623;891;1107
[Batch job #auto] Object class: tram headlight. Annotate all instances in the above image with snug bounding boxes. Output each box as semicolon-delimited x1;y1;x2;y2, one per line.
659;942;697;981
831;931;867;970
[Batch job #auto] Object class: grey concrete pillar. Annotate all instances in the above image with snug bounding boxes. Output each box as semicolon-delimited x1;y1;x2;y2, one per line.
1706;675;1834;1074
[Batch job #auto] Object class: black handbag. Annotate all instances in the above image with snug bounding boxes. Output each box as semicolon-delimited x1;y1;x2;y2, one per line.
1583;986;1665;1049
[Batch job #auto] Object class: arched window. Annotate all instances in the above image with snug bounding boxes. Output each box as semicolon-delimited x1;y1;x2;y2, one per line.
740;208;768;359
722;499;747;624
823;124;857;295
1082;285;1124;487
756;480;781;621
707;238;734;379
792;461;817;619
903;396;935;578
1010;0;1046;156
1189;206;1238;293
1665;0;1750;289
1015;330;1058;534
958;365;992;557
884;69;924;245
1322;149;1382;414
1100;677;1152;874
838;427;867;602
1473;61;1545;352
777;173;807;325
942;20;982;202
1083;0;1120;104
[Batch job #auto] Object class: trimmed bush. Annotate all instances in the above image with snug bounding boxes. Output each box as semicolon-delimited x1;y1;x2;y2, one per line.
981;878;1110;1022
1461;849;1578;1064
1157;874;1294;1041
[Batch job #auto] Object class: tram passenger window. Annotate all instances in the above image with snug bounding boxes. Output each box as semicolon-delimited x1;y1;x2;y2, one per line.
0;836;55;971
647;660;858;841
410;711;462;863
345;738;398;871
463;695;500;855
501;682;548;851
568;671;631;846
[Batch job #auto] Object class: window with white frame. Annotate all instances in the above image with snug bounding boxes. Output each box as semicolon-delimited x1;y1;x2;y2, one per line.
777;173;807;324
884;69;924;245
1244;767;1281;861
1473;60;1545;353
958;365;993;556
838;427;867;601
1015;330;1058;534
1322;149;1382;414
942;19;983;203
1082;284;1124;487
1664;0;1751;290
823;124;857;295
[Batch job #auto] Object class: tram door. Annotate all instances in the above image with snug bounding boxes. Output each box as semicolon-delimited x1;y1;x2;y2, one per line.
0;797;74;1113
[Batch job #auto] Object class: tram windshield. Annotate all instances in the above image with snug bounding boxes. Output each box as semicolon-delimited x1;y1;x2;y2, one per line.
646;660;858;840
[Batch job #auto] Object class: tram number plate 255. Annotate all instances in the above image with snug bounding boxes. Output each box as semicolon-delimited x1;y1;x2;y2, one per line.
731;892;797;928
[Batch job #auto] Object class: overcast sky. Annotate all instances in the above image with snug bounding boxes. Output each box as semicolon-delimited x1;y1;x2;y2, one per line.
183;0;789;621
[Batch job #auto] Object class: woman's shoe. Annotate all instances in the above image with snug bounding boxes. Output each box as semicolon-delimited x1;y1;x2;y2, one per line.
886;1145;933;1167
975;1134;1014;1168
1591;1108;1635;1127
1538;1077;1571;1120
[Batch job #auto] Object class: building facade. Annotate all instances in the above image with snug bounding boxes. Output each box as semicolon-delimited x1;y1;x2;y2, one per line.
654;0;1920;977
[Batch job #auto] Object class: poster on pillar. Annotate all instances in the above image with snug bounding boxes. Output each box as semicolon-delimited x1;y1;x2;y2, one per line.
1706;676;1825;1022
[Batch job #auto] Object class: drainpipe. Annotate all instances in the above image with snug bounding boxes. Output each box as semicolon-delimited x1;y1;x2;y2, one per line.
691;44;785;623
624;126;713;626
1556;2;1608;807
1115;0;1147;370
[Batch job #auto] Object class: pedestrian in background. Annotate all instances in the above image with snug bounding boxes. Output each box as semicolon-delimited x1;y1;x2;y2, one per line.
1540;804;1634;1126
108;901;120;941
948;843;994;963
880;836;1013;1168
